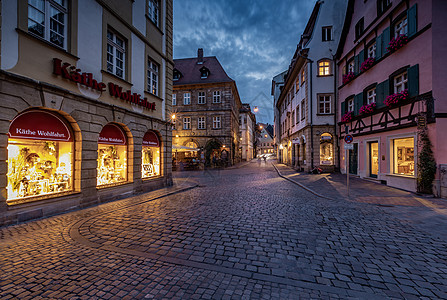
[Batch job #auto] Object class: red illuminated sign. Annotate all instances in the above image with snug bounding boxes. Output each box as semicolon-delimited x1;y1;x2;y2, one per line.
8;110;72;142
143;131;160;147
53;58;156;111
98;124;127;145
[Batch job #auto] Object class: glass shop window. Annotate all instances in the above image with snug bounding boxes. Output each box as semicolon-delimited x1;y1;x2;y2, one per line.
97;124;128;186
142;131;161;178
392;137;415;176
319;133;333;165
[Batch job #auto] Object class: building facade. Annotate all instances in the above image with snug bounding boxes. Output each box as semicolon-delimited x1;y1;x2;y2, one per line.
239;104;256;161
0;0;174;225
337;0;447;196
172;49;242;166
257;124;274;156
272;71;287;162
275;0;347;172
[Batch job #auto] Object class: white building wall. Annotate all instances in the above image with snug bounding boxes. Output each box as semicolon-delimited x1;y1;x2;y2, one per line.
1;0;19;70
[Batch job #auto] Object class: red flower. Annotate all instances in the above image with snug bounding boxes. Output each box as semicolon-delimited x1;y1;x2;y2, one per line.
342;72;355;85
385;90;409;107
360;57;375;72
341;111;353;123
359;102;376;115
386;35;408;52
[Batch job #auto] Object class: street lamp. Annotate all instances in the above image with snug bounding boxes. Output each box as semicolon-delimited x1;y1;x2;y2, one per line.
254;106;259;113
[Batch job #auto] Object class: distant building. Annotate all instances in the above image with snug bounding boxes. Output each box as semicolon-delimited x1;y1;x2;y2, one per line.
172;49;242;166
257;123;275;156
275;0;348;172
272;71;287;161
239;104;256;161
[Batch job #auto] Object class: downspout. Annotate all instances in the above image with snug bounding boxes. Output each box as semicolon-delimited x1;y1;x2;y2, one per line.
309;60;314;169
333;53;340;172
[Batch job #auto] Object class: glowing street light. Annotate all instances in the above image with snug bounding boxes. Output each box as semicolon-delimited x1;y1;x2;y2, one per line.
254;106;259;113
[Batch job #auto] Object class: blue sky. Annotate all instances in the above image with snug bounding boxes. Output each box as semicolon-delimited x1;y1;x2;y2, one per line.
173;0;315;124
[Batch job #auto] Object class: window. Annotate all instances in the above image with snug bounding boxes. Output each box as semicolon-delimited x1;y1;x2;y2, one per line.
28;0;68;48
142;131;160;178
368;43;376;58
377;0;391;16
198;116;205;129
147;0;159;26
173;69;181;81
301;70;305;85
301;100;305;120
295;78;300;93
107;30;126;79
355;18;364;40
322;26;332;41
147;58;159;96
200;67;209;79
291;111;295;126
392;137;415;176
347;98;354;112
172;94;176;106
183;117;191;130
198;91;206;104
318;95;331;114
183;92;191;105
213;91;221;103
296;105;299;124
348;61;355;73
367;88;376;104
320;133;333;166
394;72;408;93
213;116;221;129
318;60;331;76
394;17;408;37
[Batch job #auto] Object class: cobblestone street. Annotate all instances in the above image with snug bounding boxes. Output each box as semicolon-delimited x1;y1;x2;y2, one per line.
2;160;447;299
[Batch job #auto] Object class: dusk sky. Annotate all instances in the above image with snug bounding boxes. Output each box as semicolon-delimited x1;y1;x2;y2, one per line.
173;0;315;124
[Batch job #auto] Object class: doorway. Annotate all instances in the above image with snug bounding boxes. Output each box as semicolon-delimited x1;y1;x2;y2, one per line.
348;143;358;175
368;141;379;178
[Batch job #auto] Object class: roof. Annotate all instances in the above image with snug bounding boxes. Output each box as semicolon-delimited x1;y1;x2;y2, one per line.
173;56;234;86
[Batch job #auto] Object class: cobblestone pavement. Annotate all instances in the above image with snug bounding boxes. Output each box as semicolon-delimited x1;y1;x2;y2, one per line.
2;160;447;299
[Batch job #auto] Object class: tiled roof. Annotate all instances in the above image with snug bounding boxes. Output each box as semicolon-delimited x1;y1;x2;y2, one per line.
173;56;234;86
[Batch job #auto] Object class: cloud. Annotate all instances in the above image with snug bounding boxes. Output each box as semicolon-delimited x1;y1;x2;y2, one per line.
173;0;314;123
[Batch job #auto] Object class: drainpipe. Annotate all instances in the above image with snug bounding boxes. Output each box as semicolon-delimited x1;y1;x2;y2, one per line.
331;51;339;172
309;60;314;169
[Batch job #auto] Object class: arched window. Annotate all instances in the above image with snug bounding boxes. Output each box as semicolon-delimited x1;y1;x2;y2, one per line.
142;130;161;178
97;123;128;186
320;133;333;165
7;110;74;202
318;59;331;76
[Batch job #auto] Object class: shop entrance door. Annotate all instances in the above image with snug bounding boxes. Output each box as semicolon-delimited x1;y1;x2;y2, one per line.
348;143;358;175
368;141;379;178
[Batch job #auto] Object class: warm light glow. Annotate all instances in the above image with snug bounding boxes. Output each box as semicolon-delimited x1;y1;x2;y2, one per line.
171;114;176;120
254;106;259;112
175;135;179;138
259;125;263;129
222;145;226;148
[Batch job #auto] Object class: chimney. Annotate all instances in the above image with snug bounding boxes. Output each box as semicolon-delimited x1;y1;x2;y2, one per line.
197;48;203;64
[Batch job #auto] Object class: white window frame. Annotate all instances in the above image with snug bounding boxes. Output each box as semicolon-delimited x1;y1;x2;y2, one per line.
318;95;331;114
198;91;206;104
213;91;221;103
301;100;305;120
318;60;331;76
348;61;355;73
368;43;376;58
147;58;159;96
322;26;332;41
388;134;416;177
367;88;376;104
394;72;408;93
348;98;354;112
107;30;126;79
198;116;205;129
28;0;68;49
183;92;191;105
394;17;408;37
147;0;159;27
172;94;176;106
212;116;221;129
183;117;191;130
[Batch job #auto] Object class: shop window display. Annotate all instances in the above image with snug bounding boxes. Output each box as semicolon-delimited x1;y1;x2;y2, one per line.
97;124;128;186
142;131;160;178
7;110;73;202
392;137;414;176
319;133;333;165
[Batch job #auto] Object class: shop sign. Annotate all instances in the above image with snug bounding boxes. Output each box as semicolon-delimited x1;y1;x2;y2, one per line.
8;110;72;142
143;131;160;147
98;124;127;145
292;138;300;144
53;58;156;111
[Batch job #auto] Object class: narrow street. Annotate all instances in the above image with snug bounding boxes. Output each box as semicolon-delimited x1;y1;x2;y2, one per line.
1;160;447;299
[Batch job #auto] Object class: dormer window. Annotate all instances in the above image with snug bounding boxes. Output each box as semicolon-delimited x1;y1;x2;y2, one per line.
173;69;182;81
200;66;210;79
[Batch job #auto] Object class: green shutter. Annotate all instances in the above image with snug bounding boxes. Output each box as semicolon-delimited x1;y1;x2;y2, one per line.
408;64;419;97
376;80;389;108
354;92;363;115
383;79;390;99
341;101;346;115
408;4;418;37
358;50;365;71
376;34;383;59
382;27;390;54
354;55;359;75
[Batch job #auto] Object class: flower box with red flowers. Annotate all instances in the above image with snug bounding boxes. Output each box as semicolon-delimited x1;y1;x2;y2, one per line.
386;34;408;52
341;111;354;123
360;57;375;72
342;72;355;85
359;102;376;115
384;89;409;107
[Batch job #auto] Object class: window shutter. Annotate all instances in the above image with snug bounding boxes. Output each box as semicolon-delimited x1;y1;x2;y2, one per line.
407;4;418;37
354;55;360;75
354;93;363;115
358;50;365;71
375;34;383;59
383;79;389;99
341;101;346;115
376;81;384;108
382;27;390;54
408;64;419;97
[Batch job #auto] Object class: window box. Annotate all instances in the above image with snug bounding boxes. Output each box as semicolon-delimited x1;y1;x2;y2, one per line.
387;34;408;52
341;111;354;123
360;57;375;72
385;89;409;107
342;72;355;85
359;102;376;115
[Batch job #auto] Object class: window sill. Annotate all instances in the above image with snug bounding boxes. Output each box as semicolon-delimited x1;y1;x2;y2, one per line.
97;181;133;190
316;74;333;77
385;173;415;179
145;14;164;35
317;113;334;116
145;90;163;101
101;70;133;86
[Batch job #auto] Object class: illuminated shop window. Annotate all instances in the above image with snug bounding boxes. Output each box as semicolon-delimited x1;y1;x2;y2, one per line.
142;130;161;178
7;110;73;203
97;124;127;186
392;137;414;176
320;133;333;165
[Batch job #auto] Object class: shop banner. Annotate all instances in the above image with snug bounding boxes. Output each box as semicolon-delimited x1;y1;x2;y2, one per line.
8;110;72;142
143;131;160;147
98;124;127;145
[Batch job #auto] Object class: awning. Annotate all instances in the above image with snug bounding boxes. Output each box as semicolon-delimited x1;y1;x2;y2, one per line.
173;144;200;152
143;130;160;147
98;124;127;145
